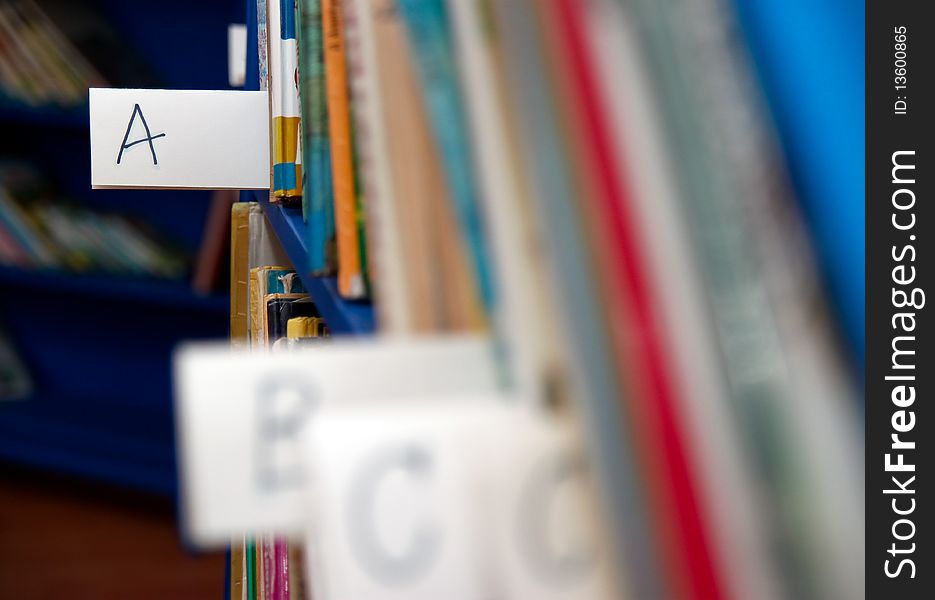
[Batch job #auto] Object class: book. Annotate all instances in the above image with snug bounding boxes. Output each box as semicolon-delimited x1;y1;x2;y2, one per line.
265;292;317;342
268;0;303;201
246;203;291;344
321;0;365;298
490;1;658;596
258;0;269;92
273;537;290;600
298;0;336;275
541;1;724;597
396;0;495;313
246;539;258;600
249;266;291;345
447;0;562;392
230;536;245;600
355;0;483;332
0;162;188;277
341;0;408;329
575;2;783;599
623;0;863;597
230;202;252;346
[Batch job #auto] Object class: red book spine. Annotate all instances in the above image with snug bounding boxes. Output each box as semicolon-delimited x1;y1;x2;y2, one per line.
543;0;725;598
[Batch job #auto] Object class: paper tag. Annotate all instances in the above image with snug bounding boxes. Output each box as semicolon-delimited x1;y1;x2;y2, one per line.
173;336;501;544
301;403;496;600
300;405;615;600
482;416;615;600
89;88;269;190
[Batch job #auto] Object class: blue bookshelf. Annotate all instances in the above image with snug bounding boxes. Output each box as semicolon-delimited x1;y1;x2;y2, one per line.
0;0;237;495
0;391;177;495
0;102;89;129
0;0;371;498
0;267;228;312
251;192;376;335
240;0;373;336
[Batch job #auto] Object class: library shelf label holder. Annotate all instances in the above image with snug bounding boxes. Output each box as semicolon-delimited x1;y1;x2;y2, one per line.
89;87;269;190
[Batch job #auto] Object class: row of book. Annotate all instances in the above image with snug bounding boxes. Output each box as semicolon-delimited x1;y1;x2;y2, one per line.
229;201;332;598
0;162;188;279
0;0;107;107
263;0;489;331
247;1;862;599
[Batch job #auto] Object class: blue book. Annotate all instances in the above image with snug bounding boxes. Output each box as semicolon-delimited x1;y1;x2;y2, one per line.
734;0;864;366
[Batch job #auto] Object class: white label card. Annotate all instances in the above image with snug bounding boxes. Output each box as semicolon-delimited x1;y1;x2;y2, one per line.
89;88;269;190
301;405;615;600
173;336;502;545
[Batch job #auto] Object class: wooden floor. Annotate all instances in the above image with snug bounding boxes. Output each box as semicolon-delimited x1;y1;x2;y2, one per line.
0;464;225;600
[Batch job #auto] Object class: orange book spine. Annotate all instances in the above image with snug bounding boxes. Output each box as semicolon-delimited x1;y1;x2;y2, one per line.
321;0;364;298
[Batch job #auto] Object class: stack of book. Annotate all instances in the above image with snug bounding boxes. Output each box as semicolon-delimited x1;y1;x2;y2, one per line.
235;1;863;599
0;161;188;279
229;201;330;598
0;0;107;107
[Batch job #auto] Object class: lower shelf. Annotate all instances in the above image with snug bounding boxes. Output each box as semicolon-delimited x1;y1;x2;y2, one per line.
251;192;376;334
0;267;229;313
0;392;177;495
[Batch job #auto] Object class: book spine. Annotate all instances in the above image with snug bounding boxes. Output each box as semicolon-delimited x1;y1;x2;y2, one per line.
545;1;725;598
258;0;269;91
343;0;411;329
230;203;252;346
249;266;264;345
271;0;303;199
447;0;563;394
245;539;257;600
230;537;245;600
273;537;290;600
299;0;335;274
0;191;55;266
321;0;365;298
490;0;662;596
396;0;495;312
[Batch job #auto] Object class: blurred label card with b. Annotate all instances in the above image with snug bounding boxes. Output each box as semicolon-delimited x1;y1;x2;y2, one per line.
89;88;269;190
173;336;502;545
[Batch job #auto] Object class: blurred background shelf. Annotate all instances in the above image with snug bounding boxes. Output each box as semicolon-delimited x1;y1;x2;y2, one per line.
0;102;89;128
252;191;376;335
0;267;229;312
0;0;239;495
0;391;177;495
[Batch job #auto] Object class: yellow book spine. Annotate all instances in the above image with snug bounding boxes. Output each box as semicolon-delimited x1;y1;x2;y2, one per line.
248;267;263;345
230;203;251;345
230;538;244;599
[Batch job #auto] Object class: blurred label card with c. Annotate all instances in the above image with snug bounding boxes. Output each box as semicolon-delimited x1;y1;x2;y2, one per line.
302;405;615;600
89;88;269;190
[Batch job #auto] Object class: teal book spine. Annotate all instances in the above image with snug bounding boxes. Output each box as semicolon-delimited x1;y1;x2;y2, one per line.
396;0;495;311
298;0;335;274
265;268;307;294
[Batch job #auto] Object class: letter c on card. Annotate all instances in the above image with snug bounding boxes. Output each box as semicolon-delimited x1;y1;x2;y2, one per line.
347;444;441;586
517;450;596;586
